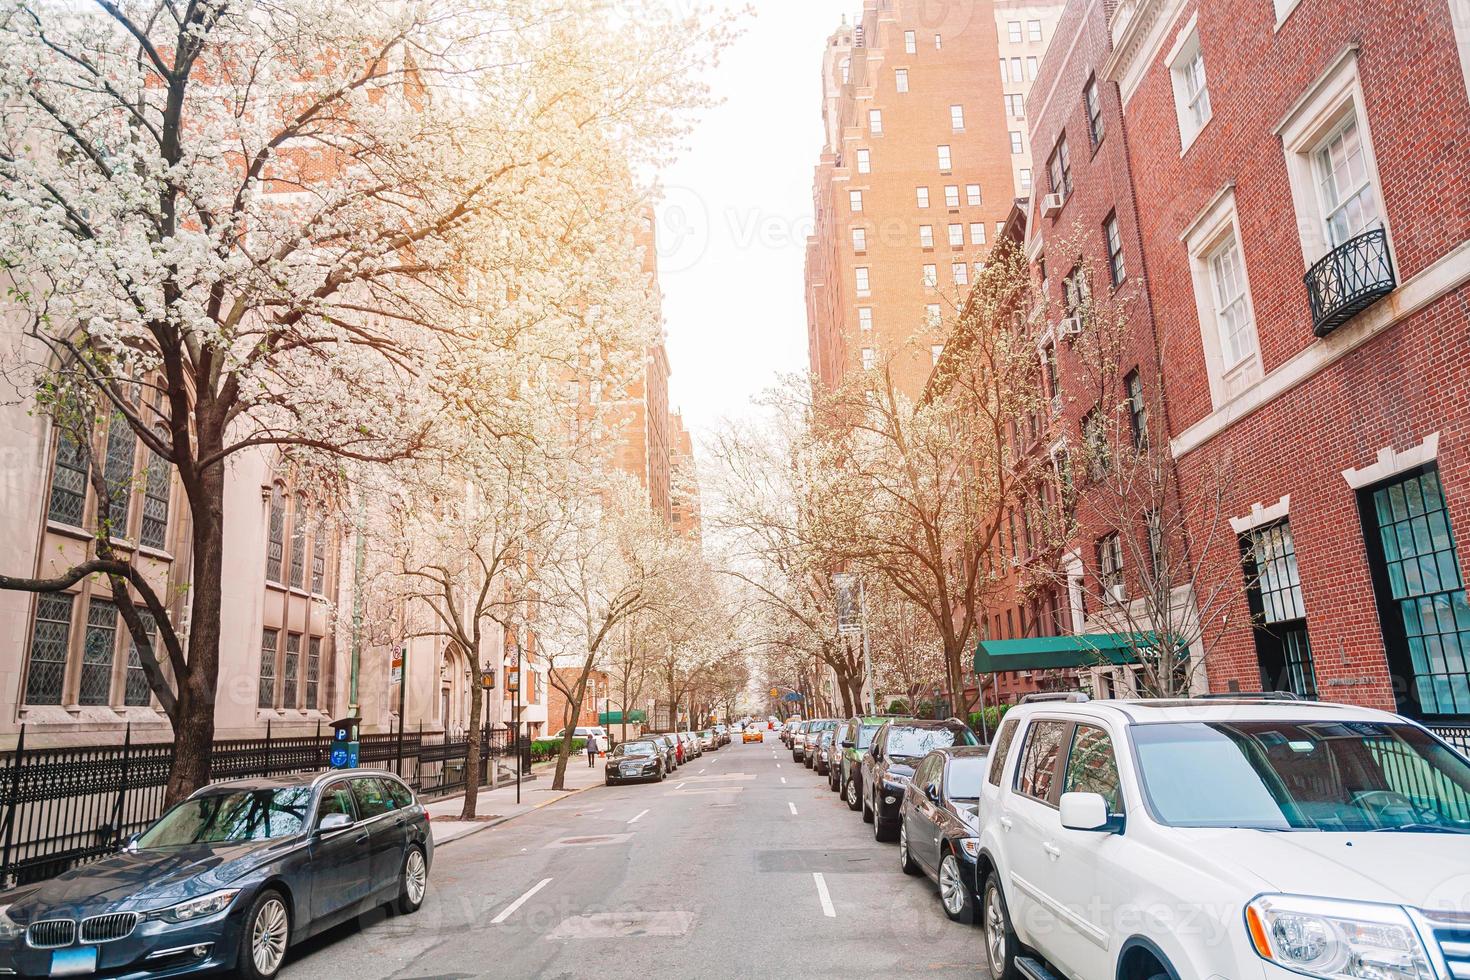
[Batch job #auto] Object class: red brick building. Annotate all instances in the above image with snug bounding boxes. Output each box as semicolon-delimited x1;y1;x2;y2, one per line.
547;668;611;732
1098;0;1470;718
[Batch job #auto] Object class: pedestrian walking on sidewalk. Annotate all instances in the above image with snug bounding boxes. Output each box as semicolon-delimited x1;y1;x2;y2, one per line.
586;737;597;768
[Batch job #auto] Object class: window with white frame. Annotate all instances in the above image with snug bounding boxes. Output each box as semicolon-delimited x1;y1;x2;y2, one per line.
856;148;871;174
905;30;917;54
934;33;942;49
1169;24;1212;150
1027;56;1039;79
1048;134;1072;198
948;223;964;247
1105;212;1126;285
916;186;930;208
1097;533;1124;599
952;262;969;286
926;303;942;325
937;144;952;171
945;184;961;208
1010;57;1023;80
1008;21;1022;43
1183;188;1262;406
1028;20;1043;42
858;307;873;331
1315;115;1381;247
950;105;965;131
1085;76;1105;146
852;227;867;252
850;189;864;212
1210;236;1256;368
1010;131;1023;154
841;59;850;84
922;264;938;287
895;68;909;93
869;109;883;135
862;347;876;371
966;184;982;206
1005;93;1024;118
855;266;870;293
969;222;986;245
1020;168;1032;192
999;59;1010;83
919;225;935;248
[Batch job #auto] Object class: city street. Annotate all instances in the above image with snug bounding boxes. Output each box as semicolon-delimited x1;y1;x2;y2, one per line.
281;736;982;979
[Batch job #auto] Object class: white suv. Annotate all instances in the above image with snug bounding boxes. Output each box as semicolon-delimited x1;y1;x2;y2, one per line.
977;695;1470;980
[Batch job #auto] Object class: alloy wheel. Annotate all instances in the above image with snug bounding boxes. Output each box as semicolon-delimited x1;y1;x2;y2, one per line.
984;882;1008;978
251;896;289;976
405;848;428;905
845;778;859;807
939;855;964;915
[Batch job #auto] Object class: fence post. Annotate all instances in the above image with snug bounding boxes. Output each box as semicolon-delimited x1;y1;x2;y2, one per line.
315;719;322;769
109;723;132;846
396;714;404;777
1;724;25;886
264;718;272;775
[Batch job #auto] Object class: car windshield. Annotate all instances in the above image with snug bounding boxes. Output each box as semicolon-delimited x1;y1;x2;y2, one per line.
139;787;312;847
615;742;658;757
946;758;988;800
888;726;975;759
1133;721;1470;832
857;724;881;749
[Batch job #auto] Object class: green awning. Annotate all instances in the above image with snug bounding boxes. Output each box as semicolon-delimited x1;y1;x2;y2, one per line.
973;633;1156;673
599;710;647;725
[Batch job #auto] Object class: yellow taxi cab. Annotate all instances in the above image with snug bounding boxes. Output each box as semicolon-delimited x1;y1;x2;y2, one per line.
742;725;764;743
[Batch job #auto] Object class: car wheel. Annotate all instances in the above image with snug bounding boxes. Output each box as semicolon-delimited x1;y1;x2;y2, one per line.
873;803;895;842
899;822;919;875
845;776;862;811
938;852;976;924
395;845;428;915
236;889;290;980
982;875;1022;980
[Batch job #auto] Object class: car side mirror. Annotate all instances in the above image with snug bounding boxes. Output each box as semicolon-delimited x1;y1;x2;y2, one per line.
317;812;354;834
925;784;941;805
122;832;142;853
840;739;854;748
1060;792;1118;833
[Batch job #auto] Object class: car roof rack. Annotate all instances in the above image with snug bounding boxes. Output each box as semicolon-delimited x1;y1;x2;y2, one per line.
1194;691;1305;701
1019;692;1090;704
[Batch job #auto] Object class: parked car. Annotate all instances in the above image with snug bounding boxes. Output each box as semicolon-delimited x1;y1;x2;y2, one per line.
812;730;836;775
976;693;1470;980
0;771;429;980
604;739;667;785
549;726;608;752
801;720;838;767
834;716;888;802
713;724;730;746
648;733;679;771
781;718;802;748
682;731;702;758
860;718;979;842
698;730;716;751
791;721;814;761
897;746;987;924
742;726;764;744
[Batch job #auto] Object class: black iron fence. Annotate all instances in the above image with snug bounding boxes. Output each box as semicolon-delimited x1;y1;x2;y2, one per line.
1;722;526;889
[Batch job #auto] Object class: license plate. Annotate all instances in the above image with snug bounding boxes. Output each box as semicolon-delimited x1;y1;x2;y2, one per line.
49;946;97;977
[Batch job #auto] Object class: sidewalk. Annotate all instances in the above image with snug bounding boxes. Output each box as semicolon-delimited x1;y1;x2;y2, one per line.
425;755;608;845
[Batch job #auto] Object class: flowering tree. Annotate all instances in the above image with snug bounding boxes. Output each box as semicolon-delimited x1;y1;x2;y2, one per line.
0;0;720;801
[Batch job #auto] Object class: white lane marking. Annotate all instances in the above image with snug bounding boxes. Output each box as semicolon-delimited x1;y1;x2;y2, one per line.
780;777;787;784
813;873;836;918
788;802;798;815
492;877;552;924
628;808;650;825
776;763;781;769
699;769;706;774
676;782;686;790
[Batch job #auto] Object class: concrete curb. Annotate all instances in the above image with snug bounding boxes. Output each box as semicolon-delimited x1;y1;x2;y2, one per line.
432;780;603;847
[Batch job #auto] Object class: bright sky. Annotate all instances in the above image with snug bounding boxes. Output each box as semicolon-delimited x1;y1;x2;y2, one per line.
656;0;851;437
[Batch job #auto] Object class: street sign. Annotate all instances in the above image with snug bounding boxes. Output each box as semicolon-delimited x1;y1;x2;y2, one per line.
833;573;862;635
769;687;779;698
390;648;404;685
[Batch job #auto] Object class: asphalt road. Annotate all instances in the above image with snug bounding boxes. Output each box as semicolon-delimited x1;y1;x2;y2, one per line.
280;734;984;980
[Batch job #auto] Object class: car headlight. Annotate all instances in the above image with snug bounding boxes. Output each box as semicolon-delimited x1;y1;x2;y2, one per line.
958;838;981;858
148;889;241;923
0;904;24;941
1245;895;1433;980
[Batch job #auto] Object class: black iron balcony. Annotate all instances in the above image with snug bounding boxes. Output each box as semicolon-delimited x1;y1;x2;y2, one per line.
1304;227;1396;337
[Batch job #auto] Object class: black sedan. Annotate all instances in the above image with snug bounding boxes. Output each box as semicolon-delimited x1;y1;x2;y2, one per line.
0;770;430;980
860;717;980;842
604;740;667;784
898;746;988;923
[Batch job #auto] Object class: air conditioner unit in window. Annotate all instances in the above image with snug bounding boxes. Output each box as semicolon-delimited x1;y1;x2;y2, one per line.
1104;582;1126;604
1060;315;1083;336
1042;192;1065;217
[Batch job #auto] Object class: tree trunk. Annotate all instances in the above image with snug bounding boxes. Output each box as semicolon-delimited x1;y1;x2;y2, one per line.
460;679;484;819
551;658;593;791
164;464;226;805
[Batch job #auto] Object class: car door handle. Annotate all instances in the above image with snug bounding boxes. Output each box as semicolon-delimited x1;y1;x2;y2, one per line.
354;831;370;846
999;816;1013;831
1042;843;1061;860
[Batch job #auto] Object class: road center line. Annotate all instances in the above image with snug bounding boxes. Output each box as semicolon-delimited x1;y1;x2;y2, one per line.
676;782;686;790
627;808;650;824
813;873;836;918
776;763;781;768
780;776;787;784
788;801;798;815
492;877;552;924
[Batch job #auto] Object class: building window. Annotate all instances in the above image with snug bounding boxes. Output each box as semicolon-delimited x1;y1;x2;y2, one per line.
1019;168;1032;192
139;449;171;550
47;429;90;527
102;413;135;534
934;33;942;49
1011;57;1023;80
849;189;864;212
124;610;155;706
1360;466;1470;718
1209;236;1256;368
306;636;322;710
852;227;867;252
932;344;945;365
904;30;916;54
24;592;74;705
969;222;986;245
1064;265;1090;320
1083;407;1110;480
1124;369;1148;449
861;347;876;371
895;68;909;93
1026;56;1039;79
258;628;279;709
999;59;1009;83
1316;115;1381;247
1005;94;1024;118
266;484;285;583
950;105;965;131
869;109;883;135
922;264;938;287
952;262;969;286
1028;20;1043;42
855;267;870;293
1097;533;1124;599
919;225;935;248
840;58;850;84
916;186;930;209
966;184;982;206
1009;131;1023;155
283;633;301;708
1104;211;1126;285
944;184;960;208
1085;76;1105;146
78;598;118;705
1169;25;1212;150
948;224;964;248
1007;20;1022;42
1243;520;1317;699
858;307;873;331
937;145;952;171
926;303;942;326
1042;340;1060;411
856;148;871;174
289;494;307;589
1047;134;1072;198
311;510;326;593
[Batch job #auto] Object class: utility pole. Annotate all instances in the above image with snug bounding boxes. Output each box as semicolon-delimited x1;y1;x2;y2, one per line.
348;490;366;718
513;636;523;805
858;576;875;714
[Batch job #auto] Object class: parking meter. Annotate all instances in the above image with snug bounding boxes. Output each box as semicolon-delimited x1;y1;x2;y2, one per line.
329;717;361;769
